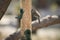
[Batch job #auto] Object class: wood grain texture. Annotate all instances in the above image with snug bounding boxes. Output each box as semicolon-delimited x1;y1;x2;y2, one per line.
20;0;32;36
0;0;11;20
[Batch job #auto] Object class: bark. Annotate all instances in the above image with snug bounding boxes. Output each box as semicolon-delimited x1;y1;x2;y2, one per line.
32;16;60;33
0;0;11;20
20;0;32;40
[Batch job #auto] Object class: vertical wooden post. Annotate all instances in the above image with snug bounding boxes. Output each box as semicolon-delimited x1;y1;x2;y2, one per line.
20;0;32;39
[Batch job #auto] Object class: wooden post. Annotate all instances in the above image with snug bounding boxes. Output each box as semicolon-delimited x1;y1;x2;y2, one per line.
20;0;32;40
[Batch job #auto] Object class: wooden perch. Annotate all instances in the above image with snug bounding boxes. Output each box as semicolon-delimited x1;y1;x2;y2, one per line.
0;0;11;20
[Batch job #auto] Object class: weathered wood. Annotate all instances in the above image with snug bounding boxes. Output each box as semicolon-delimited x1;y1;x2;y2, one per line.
20;0;32;39
32;16;60;32
0;0;11;20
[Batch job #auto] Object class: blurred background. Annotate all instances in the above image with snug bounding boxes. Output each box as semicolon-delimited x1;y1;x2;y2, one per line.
0;0;60;40
0;0;20;40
